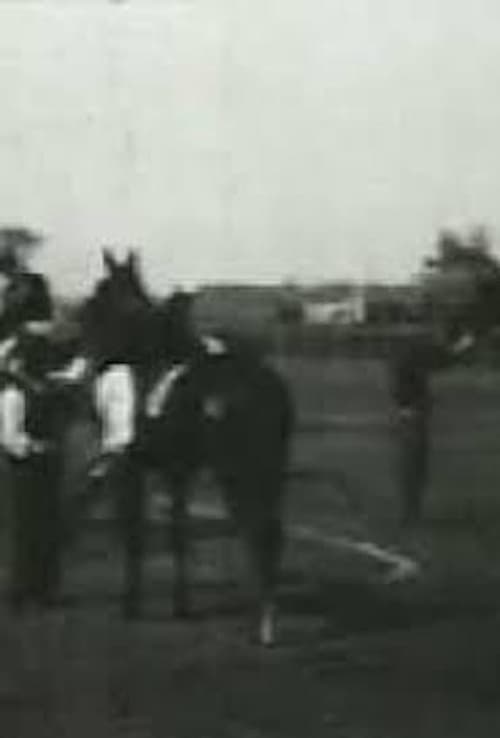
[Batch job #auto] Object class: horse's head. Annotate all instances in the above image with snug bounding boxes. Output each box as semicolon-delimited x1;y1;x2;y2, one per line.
94;247;150;312
82;247;154;366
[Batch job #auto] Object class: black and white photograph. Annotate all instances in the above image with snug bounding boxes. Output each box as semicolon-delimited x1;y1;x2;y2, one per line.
0;1;498;736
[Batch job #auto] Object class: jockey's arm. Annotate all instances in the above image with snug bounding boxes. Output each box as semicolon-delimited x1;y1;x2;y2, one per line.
449;332;475;356
431;332;476;373
0;351;44;396
48;355;89;384
0;335;17;364
424;331;475;373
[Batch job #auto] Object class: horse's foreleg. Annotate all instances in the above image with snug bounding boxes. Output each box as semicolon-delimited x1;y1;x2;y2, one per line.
219;467;284;647
170;483;190;618
118;457;145;620
256;516;283;647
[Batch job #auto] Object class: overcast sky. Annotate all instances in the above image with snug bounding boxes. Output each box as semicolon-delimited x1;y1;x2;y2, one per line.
0;0;499;294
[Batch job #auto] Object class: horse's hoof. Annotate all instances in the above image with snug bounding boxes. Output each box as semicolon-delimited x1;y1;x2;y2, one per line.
259;630;276;648
257;610;277;647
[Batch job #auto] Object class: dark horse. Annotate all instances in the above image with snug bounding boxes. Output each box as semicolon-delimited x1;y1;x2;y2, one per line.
81;250;294;645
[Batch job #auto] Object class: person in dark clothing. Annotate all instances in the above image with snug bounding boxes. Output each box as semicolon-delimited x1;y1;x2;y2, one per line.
0;250;53;332
0;331;65;611
390;328;474;526
0;252;54;381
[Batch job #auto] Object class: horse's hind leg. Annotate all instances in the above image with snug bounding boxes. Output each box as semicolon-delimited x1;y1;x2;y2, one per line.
249;513;283;647
169;480;191;618
224;473;284;647
117;456;146;619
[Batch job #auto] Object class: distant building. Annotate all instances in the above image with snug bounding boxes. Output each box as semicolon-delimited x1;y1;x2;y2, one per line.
193;284;279;333
301;285;366;326
192;280;427;340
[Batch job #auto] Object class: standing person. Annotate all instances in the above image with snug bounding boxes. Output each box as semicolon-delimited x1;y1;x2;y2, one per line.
0;330;65;611
390;327;473;527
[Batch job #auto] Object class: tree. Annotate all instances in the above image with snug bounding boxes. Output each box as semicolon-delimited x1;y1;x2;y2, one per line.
420;226;500;337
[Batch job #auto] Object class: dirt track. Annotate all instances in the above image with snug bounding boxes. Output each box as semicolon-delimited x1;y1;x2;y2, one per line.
3;358;500;737
1;541;500;738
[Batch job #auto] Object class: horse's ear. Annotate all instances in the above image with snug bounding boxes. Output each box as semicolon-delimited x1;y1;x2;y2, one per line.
127;249;140;276
102;247;117;274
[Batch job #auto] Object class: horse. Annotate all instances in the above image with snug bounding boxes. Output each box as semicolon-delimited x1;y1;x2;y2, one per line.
80;249;294;645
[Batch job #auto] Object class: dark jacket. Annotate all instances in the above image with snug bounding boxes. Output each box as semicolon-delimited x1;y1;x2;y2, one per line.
0;271;53;339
